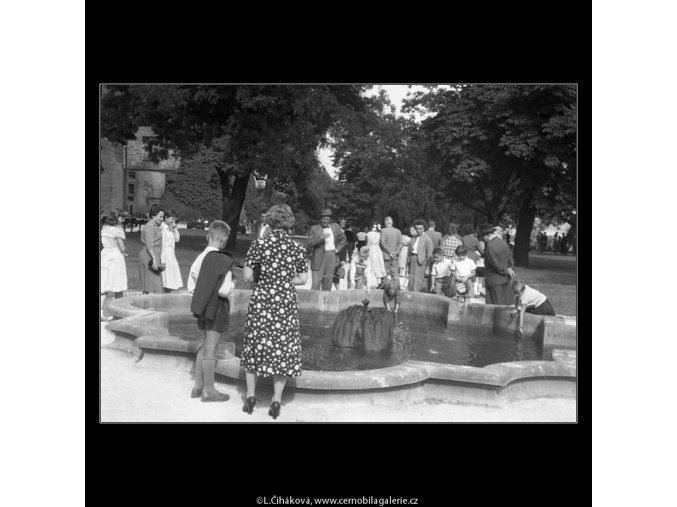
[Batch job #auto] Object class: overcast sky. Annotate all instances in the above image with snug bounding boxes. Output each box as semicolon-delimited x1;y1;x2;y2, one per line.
318;84;447;177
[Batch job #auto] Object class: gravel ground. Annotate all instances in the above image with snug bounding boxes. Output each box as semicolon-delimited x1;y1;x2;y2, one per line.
101;324;576;423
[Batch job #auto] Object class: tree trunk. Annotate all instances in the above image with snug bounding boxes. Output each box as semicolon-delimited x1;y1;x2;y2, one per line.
263;178;273;206
220;172;250;249
513;201;536;267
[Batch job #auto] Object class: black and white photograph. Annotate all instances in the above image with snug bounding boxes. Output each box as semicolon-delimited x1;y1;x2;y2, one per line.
99;83;577;423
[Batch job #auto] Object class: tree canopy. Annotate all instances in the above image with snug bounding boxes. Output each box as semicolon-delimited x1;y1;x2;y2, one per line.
406;84;576;264
101;85;374;246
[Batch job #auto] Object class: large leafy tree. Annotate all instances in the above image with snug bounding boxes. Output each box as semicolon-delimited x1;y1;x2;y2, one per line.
407;84;576;266
101;85;370;247
329;109;446;230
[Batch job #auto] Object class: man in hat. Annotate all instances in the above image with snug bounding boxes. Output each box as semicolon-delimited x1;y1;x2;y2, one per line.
307;208;347;291
476;224;516;305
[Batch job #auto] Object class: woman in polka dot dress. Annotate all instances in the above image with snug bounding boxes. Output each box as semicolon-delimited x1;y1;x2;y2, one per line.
241;205;308;419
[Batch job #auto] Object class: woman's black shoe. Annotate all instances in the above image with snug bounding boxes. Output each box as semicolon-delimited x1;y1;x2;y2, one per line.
268;401;281;420
242;396;256;414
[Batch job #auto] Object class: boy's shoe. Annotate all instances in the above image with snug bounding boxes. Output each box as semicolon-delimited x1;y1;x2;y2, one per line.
201;391;230;402
190;387;203;398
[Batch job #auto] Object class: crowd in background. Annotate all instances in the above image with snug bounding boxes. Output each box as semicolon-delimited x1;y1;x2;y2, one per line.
101;204;562;318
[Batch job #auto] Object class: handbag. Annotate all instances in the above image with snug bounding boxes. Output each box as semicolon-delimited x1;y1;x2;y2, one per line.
148;259;165;273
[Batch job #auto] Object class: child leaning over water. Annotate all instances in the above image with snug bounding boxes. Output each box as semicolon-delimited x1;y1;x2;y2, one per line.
379;277;400;312
188;220;236;403
511;279;556;338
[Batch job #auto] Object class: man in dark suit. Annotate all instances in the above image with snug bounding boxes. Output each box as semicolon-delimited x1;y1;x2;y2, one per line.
476;224;516;305
424;219;442;248
380;216;402;280
306;208;346;291
408;219;434;292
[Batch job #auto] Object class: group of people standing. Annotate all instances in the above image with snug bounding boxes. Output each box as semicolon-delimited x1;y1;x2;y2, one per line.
100;204;184;320
299;211;520;306
537;230;570;255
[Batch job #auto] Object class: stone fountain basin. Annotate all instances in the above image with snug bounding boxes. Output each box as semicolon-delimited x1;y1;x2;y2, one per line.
105;290;576;406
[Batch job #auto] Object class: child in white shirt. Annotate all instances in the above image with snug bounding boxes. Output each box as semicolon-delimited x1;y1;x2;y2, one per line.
188;240;234;298
512;280;556;337
430;248;453;296
450;245;477;300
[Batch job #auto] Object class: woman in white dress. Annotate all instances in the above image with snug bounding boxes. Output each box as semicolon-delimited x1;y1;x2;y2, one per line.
366;222;386;288
100;209;128;321
161;210;183;291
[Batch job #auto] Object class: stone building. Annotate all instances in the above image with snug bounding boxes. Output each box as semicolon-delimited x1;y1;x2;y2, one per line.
99;127;180;216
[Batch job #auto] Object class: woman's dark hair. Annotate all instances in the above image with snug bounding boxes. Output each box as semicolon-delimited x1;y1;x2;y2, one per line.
264;204;295;230
447;223;458;235
148;204;164;219
164;209;178;220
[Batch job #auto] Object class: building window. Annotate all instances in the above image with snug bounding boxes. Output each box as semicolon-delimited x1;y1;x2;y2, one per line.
142;137;160;161
128;183;135;196
128;171;135;179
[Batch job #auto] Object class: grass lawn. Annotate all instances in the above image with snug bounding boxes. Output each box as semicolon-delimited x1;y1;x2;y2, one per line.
120;229;255;292
119;231;577;317
512;253;576;317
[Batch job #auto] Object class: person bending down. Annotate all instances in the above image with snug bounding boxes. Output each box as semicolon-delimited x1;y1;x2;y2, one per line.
511;279;556;338
379;277;401;313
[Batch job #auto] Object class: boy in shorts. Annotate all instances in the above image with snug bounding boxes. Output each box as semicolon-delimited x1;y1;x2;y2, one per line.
188;221;236;402
430;247;453;297
450;245;476;301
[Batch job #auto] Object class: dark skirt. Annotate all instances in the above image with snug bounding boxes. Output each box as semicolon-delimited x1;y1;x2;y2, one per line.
525;299;556;316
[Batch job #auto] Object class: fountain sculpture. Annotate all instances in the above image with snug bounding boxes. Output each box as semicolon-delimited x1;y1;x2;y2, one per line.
331;298;396;352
